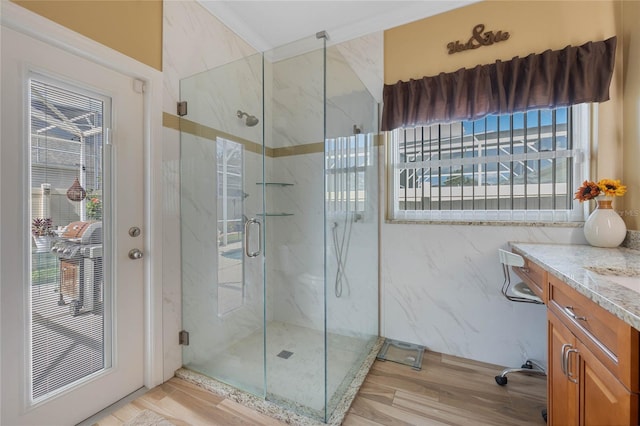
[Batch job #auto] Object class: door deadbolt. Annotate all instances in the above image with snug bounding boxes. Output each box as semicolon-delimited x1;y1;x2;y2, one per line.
128;227;141;237
128;248;144;260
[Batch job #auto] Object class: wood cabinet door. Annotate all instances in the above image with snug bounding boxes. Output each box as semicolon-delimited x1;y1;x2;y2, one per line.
549;311;579;425
579;339;638;426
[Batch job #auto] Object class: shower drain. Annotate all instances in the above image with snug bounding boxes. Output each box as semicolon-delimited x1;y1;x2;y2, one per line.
277;350;294;359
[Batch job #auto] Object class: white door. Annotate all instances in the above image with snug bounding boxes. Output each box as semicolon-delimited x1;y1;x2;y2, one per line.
1;25;145;425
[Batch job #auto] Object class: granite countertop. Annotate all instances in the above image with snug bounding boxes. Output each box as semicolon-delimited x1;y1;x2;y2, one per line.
510;242;640;331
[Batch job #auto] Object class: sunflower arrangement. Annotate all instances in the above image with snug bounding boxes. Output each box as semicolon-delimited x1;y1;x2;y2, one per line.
574;179;627;202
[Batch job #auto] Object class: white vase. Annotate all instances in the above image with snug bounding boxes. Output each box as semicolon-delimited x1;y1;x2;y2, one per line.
583;197;627;248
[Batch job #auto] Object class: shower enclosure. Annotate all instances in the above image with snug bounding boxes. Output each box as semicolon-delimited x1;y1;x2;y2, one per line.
180;34;379;423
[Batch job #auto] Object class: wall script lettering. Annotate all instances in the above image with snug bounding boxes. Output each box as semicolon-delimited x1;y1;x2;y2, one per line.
447;24;510;55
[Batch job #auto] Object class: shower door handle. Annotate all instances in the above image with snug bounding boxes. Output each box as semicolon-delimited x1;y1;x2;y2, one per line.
244;218;261;258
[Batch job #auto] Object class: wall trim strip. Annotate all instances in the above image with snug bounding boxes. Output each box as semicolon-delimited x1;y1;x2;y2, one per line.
163;112;383;158
162;112;268;156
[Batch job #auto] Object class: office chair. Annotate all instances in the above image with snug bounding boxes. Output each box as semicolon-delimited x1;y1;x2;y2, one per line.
495;249;546;386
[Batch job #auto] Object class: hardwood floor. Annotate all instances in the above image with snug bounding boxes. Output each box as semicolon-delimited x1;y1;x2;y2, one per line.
92;351;546;426
344;351;546;426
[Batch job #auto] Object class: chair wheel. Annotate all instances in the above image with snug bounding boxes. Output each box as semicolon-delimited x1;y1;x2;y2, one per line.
495;375;508;386
522;361;533;369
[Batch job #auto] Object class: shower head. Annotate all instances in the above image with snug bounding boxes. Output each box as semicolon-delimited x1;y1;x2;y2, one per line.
237;110;259;127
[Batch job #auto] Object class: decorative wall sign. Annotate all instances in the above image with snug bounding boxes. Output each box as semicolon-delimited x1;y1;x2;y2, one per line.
447;24;510;55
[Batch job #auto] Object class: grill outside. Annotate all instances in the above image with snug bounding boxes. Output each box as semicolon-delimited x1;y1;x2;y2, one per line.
50;221;103;316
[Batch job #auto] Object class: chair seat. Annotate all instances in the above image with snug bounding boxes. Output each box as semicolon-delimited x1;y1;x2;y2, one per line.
495;249;546;387
511;281;542;303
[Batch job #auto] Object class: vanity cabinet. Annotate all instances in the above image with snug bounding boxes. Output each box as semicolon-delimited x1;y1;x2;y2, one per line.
548;310;578;424
547;273;639;425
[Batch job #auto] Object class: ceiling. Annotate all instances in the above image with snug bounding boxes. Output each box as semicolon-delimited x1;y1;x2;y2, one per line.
198;1;478;52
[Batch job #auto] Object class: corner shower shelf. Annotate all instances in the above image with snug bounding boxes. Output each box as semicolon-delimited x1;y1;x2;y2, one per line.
254;182;294;216
257;212;294;217
256;182;294;186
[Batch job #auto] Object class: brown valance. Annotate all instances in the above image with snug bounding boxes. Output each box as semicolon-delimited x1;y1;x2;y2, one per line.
381;36;617;132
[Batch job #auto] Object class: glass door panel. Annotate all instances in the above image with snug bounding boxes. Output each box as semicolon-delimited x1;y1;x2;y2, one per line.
324;42;380;420
263;35;327;421
29;77;109;400
180;52;265;397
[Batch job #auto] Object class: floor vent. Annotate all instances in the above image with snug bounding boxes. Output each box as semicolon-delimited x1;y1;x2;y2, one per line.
377;338;425;370
277;350;294;359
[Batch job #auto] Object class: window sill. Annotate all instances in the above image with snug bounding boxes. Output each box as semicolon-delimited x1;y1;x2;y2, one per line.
385;219;584;228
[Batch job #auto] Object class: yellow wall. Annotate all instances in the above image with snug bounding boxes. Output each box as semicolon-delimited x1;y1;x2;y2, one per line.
384;1;619;83
12;0;163;71
385;0;636;229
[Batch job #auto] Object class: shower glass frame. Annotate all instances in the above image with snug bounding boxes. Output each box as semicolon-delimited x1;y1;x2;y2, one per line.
179;33;379;424
179;51;266;399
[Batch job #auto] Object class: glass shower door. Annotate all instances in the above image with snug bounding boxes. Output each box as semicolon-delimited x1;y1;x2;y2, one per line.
180;53;266;397
262;34;328;421
325;43;380;419
178;32;380;424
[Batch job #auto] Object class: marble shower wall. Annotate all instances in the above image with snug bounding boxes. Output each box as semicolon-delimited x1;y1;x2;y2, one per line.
326;46;377;138
269;42;378;147
179;53;263;143
334;32;384;104
162;0;257;381
264;145;378;338
381;224;588;367
265;153;325;330
162;1;256;113
270;46;324;148
264;36;380;337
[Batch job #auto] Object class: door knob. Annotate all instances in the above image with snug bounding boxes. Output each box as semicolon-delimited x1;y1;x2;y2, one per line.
128;248;144;260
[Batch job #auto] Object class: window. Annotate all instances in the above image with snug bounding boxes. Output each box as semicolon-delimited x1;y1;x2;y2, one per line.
388;105;590;222
216;137;245;316
326;134;373;220
29;77;109;400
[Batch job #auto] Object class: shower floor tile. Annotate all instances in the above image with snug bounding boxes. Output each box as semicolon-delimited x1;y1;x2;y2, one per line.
185;321;372;417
